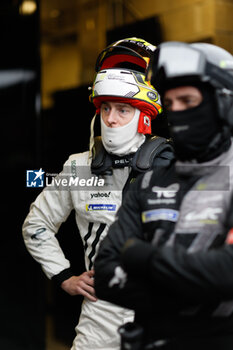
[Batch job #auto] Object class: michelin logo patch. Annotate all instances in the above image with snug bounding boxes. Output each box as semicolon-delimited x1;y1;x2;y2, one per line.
142;208;179;223
86;204;116;212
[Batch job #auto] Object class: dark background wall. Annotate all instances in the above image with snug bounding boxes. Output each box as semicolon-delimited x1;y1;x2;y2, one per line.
1;1;45;349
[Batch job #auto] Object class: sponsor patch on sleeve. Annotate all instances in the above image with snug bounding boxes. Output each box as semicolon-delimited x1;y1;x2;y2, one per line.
142;208;179;223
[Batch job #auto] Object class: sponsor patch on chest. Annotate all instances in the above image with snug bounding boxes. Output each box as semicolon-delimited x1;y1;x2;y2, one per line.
86;204;117;212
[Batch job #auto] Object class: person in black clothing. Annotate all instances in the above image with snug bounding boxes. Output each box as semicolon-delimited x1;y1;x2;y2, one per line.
94;42;233;350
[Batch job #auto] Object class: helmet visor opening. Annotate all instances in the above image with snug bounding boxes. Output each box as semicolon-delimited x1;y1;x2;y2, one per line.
99;53;147;72
95;45;148;72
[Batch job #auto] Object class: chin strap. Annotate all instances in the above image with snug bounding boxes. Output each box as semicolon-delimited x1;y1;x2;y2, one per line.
91;135;173;175
89;113;98;162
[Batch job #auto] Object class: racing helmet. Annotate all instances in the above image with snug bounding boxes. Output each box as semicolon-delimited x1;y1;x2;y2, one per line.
147;41;233;127
90;37;162;134
95;37;156;72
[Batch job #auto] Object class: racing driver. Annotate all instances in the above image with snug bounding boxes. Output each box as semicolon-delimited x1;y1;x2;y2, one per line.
22;37;173;350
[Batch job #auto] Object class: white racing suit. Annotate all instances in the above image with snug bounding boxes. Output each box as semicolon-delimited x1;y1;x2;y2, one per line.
22;135;173;350
23;151;134;349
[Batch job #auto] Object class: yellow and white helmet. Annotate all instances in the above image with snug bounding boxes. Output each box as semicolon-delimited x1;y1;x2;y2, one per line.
90;37;162;134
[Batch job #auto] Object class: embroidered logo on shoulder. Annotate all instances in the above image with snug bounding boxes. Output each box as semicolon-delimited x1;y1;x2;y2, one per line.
86;204;116;211
142;209;179;223
152;183;180;198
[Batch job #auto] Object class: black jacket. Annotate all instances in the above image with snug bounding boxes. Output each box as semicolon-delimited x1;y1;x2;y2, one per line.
94;144;233;340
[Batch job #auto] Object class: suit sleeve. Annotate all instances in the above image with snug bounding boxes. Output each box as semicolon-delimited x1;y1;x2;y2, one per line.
121;241;233;304
22;160;74;280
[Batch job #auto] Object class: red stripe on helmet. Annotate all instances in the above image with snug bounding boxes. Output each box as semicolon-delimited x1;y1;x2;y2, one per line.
100;54;147;70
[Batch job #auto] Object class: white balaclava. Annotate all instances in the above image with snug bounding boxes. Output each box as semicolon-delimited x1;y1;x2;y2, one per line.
100;107;145;156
